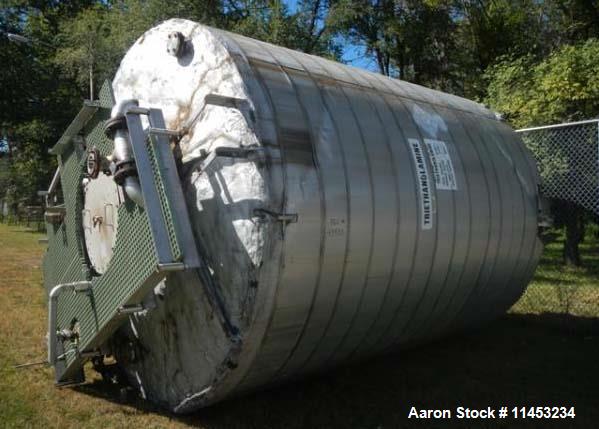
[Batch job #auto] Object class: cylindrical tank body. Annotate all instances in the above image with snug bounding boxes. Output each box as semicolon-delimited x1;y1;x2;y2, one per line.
110;19;542;412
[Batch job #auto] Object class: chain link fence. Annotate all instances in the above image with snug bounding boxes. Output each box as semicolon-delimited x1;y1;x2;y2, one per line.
518;119;599;216
0;197;45;230
510;120;599;318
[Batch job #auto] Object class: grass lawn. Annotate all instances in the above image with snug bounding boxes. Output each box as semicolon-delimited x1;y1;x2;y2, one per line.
0;222;597;428
511;232;599;317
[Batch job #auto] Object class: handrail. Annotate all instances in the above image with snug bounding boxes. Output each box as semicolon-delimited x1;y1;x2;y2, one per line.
517;119;599;133
47;281;92;365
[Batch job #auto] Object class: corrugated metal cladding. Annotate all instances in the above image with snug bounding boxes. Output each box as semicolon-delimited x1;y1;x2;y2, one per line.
104;20;543;410
208;29;543;392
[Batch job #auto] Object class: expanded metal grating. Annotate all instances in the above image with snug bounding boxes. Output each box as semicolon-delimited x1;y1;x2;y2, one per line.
517;120;599;216
43;81;191;382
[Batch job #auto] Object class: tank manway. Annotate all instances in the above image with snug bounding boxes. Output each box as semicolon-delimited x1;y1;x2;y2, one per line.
42;18;544;412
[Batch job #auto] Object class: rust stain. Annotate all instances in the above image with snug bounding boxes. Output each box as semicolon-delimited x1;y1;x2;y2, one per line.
168;102;192;142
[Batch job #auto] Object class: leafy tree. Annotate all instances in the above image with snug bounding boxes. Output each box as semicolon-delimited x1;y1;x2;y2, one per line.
5;120;55;207
294;0;338;55
229;0;340;58
3;0;599;269
0;1;86;206
327;0;467;93
53;5;112;100
390;0;458;91
543;0;599;46
485;39;599;265
326;0;396;76
456;0;548;98
486;40;599;127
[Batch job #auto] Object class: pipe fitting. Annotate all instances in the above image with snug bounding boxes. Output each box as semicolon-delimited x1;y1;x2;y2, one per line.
108;99;145;207
48;281;92;365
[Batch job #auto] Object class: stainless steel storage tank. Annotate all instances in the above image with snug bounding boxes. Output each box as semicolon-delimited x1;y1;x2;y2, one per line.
45;18;543;412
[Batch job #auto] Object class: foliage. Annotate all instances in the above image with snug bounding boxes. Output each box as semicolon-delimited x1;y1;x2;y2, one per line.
4;120;55;206
326;0;397;76
2;0;599;217
485;39;599;127
485;40;599;265
0;158;10;203
53;5;112;99
456;0;550;97
231;0;341;58
1;0;87;204
326;0;461;88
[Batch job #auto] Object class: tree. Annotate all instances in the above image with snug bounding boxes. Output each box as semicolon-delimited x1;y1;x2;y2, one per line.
485;39;599;265
228;0;340;58
543;0;599;46
327;0;471;94
389;0;458;91
326;0;396;76
54;5;112;100
456;0;548;98
485;40;599;127
5;120;55;207
0;1;86;206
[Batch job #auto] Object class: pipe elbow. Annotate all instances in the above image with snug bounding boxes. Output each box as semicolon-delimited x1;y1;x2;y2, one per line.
123;177;144;207
110;99;144;207
111;99;139;118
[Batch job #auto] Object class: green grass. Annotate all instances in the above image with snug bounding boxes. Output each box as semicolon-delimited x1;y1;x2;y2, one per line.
511;231;599;317
0;222;597;428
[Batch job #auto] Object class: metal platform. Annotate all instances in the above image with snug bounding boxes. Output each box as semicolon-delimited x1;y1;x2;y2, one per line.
44;82;201;383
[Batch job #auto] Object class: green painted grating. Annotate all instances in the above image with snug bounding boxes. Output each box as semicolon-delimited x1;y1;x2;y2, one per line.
43;81;185;380
147;136;182;261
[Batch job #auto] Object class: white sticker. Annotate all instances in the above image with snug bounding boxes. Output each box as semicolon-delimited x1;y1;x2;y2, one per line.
424;139;458;191
409;138;433;230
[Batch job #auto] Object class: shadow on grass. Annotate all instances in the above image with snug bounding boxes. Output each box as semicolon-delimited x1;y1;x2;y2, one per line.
74;313;599;428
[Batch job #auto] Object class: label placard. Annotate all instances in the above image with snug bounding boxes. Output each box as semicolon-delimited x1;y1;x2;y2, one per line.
424;139;458;191
409;138;433;230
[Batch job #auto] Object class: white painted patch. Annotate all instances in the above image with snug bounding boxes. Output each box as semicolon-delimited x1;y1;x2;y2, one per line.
411;104;448;138
135;371;147;399
111;19;269;408
129;316;139;338
190;170;215;211
424;139;458;191
496;142;531;194
409;138;433;230
232;219;263;266
173;386;212;413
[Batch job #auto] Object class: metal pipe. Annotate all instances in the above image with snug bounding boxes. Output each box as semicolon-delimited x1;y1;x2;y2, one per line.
47;167;61;196
123;176;144;207
517;118;599;133
113;129;132;161
117;304;145;315
110;99;144;207
48;281;91;365
156;262;186;272
45;166;61;206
